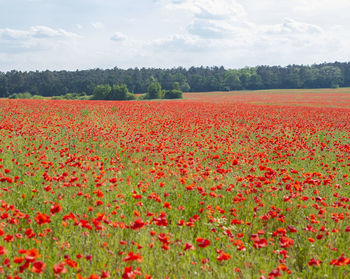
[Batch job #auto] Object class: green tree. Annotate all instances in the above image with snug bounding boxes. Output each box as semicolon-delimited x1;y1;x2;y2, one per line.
163;89;183;99
318;66;343;88
282;67;302;88
92;84;111;100
172;82;181;90
299;67;319;88
224;70;241;90
173;73;190;91
180;81;190;92
146;77;162;99
0;73;8;97
239;69;252;89
110;84;128;100
248;73;263;89
162;82;184;99
189;74;204;92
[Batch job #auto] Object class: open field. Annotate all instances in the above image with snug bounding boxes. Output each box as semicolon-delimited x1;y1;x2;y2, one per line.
184;88;350;108
0;89;349;278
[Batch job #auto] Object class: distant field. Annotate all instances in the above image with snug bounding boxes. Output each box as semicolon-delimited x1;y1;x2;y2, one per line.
184;87;350;108
0;90;349;278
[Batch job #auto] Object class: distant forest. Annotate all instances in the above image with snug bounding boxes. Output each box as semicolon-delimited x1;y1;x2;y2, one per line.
1;61;350;97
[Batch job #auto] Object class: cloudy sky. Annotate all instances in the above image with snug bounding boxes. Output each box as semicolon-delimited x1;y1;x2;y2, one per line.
0;0;349;71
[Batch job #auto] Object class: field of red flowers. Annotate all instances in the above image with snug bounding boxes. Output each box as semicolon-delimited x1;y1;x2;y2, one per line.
0;90;349;278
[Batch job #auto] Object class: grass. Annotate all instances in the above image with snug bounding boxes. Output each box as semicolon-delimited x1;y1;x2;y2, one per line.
0;90;349;278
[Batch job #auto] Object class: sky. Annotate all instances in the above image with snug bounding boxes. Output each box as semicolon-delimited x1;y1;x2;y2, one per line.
0;0;349;71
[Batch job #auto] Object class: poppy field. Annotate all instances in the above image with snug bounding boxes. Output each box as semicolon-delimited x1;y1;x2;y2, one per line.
0;89;350;278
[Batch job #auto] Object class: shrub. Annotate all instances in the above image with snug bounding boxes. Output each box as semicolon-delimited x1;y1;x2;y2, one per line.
146;78;162;99
92;84;135;100
92;85;111;100
163;89;183;99
110;84;128;100
126;93;136;100
8;92;32;99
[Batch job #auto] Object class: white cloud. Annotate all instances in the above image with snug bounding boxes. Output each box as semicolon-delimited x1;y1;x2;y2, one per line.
263;18;323;36
0;28;29;40
158;1;328;52
187;18;252;40
91;22;104;29
187;19;230;38
294;0;350;11
147;14;335;68
161;0;251;40
165;0;245;19
151;34;204;51
31;26;79;39
111;32;127;42
0;26;80;54
0;1;349;71
253;18;330;53
0;26;79;41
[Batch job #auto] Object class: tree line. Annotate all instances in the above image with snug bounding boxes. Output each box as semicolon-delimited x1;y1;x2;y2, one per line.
89;79;182;100
1;62;350;98
7;78;183;101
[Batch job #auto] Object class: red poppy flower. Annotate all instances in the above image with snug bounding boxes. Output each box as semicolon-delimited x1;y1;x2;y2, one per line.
34;212;51;225
50;203;62;215
253;238;268;249
122;266;142;279
330;254;350;266
217;251;231;262
279;237;294;248
53;262;67;274
196;238;210;248
0;246;7;255
122;252;143;263
184;243;195;251
31;261;46;273
130;218;145;230
308;258;322;266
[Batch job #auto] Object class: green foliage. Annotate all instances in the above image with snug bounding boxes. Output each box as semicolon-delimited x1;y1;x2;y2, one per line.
92;84;111;100
319;66;343;88
146;77;162;99
8;92;52;100
144;79;184;100
137;94;146;101
163;82;184;99
180;81;190;92
110;84;128;100
9;92;32;99
163;89;183;99
52;92;91;100
31;95;48;99
224;70;241;90
92;83;136;101
172;81;181;90
2;62;350;98
126;92;136;100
